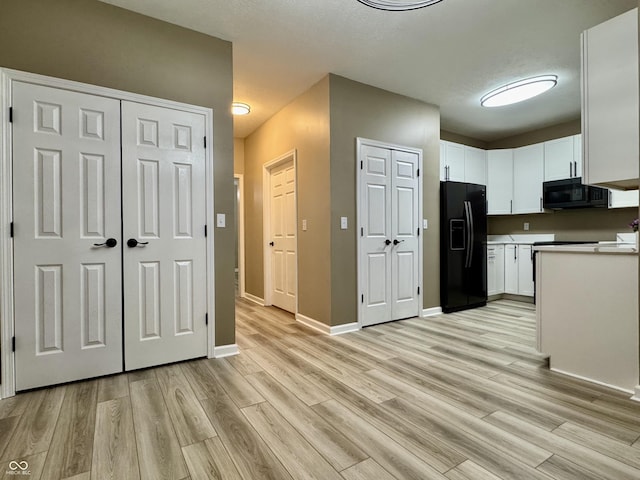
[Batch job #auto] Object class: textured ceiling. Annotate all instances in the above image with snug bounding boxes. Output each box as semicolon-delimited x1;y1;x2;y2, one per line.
99;0;637;141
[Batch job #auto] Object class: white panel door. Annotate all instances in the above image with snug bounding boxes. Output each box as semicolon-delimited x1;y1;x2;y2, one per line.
122;102;207;370
390;150;420;320
360;144;420;327
269;160;297;313
13;82;122;390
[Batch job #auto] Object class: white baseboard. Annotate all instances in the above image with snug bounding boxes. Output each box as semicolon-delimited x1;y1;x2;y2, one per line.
296;313;360;336
422;306;442;317
631;386;640;402
550;367;634;395
243;292;264;306
213;344;239;358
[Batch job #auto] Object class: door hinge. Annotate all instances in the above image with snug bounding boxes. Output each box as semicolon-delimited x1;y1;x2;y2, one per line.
360;227;363;237
417;227;420;237
360;160;363;170
417;168;420;177
361;294;364;304
11;336;15;352
10;222;13;238
9;107;13;123
204;136;207;149
204;225;207;237
205;313;208;326
417;286;420;295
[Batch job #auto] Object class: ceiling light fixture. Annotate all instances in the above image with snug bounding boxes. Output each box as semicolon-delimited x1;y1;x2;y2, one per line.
356;0;444;11
231;102;251;115
480;75;558;107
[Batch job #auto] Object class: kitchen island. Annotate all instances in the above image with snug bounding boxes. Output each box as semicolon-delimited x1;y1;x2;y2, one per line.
535;243;639;397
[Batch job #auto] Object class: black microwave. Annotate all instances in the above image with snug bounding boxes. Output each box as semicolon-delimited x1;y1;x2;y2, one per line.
542;177;609;209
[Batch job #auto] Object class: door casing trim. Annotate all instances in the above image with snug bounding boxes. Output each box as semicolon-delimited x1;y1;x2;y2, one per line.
0;68;216;398
356;137;424;328
262;150;298;312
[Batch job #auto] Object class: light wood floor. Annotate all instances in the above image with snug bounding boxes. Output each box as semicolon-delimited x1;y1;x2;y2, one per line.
2;299;640;479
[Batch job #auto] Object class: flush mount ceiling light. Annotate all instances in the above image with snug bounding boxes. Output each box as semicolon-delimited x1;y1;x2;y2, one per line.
480;75;558;107
356;0;444;11
231;102;251;115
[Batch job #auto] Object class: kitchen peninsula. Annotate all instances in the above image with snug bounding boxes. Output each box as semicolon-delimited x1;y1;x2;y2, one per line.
535;242;639;396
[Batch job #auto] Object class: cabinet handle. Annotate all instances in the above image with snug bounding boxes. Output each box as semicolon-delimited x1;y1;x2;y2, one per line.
569;162;572;178
540;197;543;211
514;245;517;261
510;199;513;213
574;161;577;177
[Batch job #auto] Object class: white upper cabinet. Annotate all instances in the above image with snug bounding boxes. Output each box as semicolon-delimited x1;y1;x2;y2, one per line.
513;144;544;214
581;8;638;189
609;188;639;209
544;136;575;181
440;141;465;182
487;149;513;215
464;146;487;185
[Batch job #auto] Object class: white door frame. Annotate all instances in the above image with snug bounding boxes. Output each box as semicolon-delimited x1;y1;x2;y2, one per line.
262;150;298;311
234;174;246;298
356;137;423;328
0;68;216;399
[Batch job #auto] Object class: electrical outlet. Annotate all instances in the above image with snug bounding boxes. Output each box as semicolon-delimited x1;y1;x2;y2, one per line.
524;222;530;231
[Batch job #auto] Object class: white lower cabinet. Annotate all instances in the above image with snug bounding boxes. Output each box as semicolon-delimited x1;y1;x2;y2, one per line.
609;188;639;209
487;244;505;296
504;244;534;296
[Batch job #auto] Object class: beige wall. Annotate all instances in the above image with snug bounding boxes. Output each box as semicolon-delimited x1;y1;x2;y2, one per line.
0;0;236;345
441;130;488;149
487;118;581;149
329;75;441;322
234;138;245;174
243;77;332;323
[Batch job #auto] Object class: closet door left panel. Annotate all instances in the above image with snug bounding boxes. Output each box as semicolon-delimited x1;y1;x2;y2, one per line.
13;82;122;391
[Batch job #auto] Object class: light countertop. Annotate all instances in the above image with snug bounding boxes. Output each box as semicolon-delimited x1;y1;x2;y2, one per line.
534;242;637;254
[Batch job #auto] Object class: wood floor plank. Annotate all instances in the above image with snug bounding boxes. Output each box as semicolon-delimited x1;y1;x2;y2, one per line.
312;399;447;480
97;374;129;403
485;411;640;480
0;391;34;420
41;380;98;479
128;368;157;384
91;397;140;480
61;472;90;480
204;358;264;408
181;360;228;401
242;401;343;480
245;371;367;471
182;437;242;480
535;454;603;480
0;451;47;480
199;394;293;480
444;460;503;480
1;386;66;461
225;352;264;376
0;416;20;460
155;364;217;446
130;379;187;480
340;459;397;480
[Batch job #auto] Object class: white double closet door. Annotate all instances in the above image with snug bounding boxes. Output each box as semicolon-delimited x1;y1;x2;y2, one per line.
12;82;207;391
360;143;421;327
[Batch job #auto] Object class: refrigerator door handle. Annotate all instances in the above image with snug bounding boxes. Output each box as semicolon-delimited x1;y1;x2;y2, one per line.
467;200;475;267
464;201;472;268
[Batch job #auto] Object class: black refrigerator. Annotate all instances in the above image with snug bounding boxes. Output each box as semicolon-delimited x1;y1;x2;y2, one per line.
440;181;487;313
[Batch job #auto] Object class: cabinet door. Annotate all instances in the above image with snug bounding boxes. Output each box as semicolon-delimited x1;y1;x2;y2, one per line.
513;144;544;214
444;142;465;182
582;9;638;188
464;146;486;185
609;188;639;208
573;134;582;178
504;244;518;294
487;149;513;215
440;141;447;181
544;136;574;181
487;246;497;295
517;245;534;296
495;244;505;294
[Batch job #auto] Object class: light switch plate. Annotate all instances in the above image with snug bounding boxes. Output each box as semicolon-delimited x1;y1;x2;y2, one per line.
423;219;428;229
340;217;348;230
216;213;226;228
302;219;307;231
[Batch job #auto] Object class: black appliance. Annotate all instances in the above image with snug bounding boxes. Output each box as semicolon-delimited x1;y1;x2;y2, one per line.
542;177;609;209
531;240;593;303
440;181;487;313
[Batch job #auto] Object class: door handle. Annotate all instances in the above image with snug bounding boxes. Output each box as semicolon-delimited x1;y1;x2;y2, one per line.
385;239;391;246
393;239;404;246
127;238;149;248
269;241;274;247
93;238;117;248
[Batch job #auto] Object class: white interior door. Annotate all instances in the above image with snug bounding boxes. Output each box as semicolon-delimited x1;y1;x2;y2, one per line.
360;143;421;327
13;82;122;390
268;160;297;313
122;102;207;370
